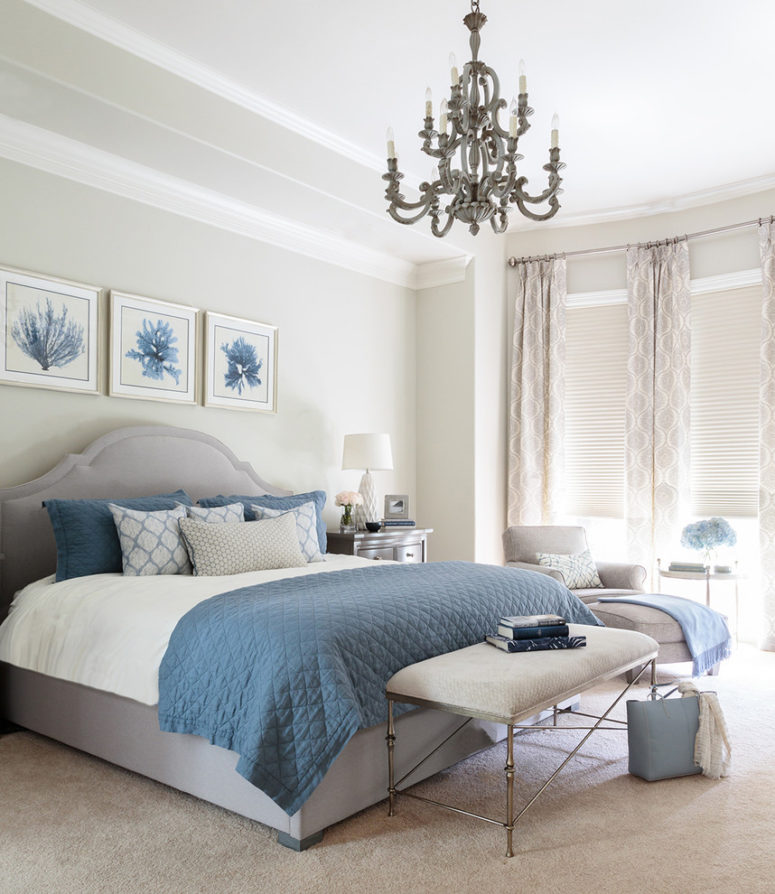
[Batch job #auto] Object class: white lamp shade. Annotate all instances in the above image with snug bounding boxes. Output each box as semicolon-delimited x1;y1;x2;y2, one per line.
342;433;393;471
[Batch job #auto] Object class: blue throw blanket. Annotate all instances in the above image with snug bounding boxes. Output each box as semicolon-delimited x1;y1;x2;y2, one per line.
598;593;731;676
158;561;600;815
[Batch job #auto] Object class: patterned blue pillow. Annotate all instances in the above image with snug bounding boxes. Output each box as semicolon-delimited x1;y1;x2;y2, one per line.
45;490;194;581
185;502;245;524
250;501;323;562
199;490;327;553
109;504;191;576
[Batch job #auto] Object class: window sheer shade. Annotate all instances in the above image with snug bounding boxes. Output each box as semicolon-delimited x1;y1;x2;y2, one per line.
564;303;628;517
690;285;760;517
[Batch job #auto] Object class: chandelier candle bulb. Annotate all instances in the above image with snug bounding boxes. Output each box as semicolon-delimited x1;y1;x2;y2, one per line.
425;87;433;118
509;99;518;138
519;58;527;94
439;98;448;135
386;126;396;159
449;52;459;86
551;113;559;148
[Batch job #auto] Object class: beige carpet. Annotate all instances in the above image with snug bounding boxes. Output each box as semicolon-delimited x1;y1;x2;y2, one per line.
1;647;773;894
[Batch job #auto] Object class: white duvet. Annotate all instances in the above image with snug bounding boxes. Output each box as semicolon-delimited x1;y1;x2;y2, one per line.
0;554;373;706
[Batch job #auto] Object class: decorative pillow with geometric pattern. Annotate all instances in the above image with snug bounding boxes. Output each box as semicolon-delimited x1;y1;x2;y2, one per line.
250;501;323;562
185;502;245;524
536;549;604;589
179;513;306;576
109;503;191;576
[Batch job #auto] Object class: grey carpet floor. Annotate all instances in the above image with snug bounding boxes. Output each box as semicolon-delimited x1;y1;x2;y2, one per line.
1;646;773;894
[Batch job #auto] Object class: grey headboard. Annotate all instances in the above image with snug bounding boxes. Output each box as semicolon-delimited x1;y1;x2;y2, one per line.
0;426;292;618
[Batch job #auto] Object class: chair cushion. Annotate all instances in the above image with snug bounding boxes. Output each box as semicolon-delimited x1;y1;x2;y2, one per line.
587;601;686;643
575;588;645;605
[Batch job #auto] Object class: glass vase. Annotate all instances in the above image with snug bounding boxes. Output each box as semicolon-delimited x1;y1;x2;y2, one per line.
340;506;356;533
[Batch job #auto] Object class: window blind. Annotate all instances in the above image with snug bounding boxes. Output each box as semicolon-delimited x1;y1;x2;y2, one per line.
564;302;628;517
690;285;760;516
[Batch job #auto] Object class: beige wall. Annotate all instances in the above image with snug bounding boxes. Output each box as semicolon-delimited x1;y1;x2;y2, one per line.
415;231;509;565
0;159;417;533
415;266;476;561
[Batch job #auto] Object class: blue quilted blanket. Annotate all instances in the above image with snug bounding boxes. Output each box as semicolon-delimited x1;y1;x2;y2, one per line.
158;561;600;815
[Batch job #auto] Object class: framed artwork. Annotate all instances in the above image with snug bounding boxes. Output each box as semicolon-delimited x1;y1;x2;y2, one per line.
384;494;410;520
0;266;100;394
204;311;277;412
109;291;197;404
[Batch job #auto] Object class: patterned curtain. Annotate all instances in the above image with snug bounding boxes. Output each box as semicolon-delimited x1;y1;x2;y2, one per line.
624;239;692;583
758;220;775;651
507;257;566;526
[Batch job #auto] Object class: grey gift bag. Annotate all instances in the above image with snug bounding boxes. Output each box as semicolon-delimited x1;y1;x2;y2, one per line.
626;696;702;781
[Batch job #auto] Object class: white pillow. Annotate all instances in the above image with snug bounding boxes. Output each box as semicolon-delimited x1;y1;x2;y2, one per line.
109;503;191;576
179;513;306;576
536;549;603;589
250;501;323;562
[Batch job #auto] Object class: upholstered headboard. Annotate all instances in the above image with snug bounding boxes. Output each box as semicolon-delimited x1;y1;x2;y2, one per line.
0;426;292;618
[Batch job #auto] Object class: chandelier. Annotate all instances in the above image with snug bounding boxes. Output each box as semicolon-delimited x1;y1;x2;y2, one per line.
383;1;564;237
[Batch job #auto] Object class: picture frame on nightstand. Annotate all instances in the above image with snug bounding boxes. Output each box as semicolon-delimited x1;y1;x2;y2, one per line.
384;494;409;520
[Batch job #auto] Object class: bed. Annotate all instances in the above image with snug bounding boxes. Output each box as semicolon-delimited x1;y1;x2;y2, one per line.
0;425;599;849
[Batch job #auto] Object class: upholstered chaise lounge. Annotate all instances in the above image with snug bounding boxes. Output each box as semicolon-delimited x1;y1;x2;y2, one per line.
502;525;646;603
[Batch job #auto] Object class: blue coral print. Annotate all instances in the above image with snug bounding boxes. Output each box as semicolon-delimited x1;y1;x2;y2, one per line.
126;318;182;384
11;297;85;371
221;336;263;395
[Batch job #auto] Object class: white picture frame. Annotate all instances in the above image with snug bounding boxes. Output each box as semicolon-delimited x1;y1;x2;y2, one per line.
384;494;410;520
0;266;100;394
109;290;197;404
204;311;277;413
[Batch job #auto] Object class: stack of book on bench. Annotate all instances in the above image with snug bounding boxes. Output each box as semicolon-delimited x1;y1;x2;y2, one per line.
486;613;587;652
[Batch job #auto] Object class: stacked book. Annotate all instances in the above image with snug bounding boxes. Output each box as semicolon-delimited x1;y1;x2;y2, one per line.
381;519;416;527
668;562;707;573
486;613;587;653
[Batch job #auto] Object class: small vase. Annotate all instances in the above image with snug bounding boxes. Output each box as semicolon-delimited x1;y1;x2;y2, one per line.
340;506;356;533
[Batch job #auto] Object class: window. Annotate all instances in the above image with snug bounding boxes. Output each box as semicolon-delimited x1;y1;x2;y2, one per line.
564;300;628;518
563;279;761;520
690;284;760;517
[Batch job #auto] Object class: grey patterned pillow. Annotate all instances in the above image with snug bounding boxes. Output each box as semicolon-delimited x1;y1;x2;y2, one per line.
250;501;323;562
186;502;245;524
536;549;603;589
109;503;191;576
179;513;306;576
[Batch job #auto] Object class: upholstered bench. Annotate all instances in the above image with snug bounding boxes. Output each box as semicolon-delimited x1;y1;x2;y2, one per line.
385;624;659;857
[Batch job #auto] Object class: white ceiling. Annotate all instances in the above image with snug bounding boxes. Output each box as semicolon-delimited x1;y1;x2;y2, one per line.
3;0;775;280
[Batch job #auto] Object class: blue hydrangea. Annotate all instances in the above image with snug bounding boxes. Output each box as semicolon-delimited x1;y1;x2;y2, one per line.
126;319;182;384
221;337;263;395
680;518;737;553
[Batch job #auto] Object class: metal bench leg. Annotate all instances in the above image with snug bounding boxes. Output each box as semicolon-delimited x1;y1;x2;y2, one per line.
387;699;396;816
505;723;515;858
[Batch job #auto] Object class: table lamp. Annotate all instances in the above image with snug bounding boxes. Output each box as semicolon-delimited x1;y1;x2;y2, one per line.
342;433;393;526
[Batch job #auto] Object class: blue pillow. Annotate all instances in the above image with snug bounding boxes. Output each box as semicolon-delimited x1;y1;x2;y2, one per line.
198;490;327;553
45;490;194;581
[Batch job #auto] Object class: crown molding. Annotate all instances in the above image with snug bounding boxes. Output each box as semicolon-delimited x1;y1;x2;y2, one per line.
410;256;472;290
509;173;775;233
0;114;427;288
22;0;390;177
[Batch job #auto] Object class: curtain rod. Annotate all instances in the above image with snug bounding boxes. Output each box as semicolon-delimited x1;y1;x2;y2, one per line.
506;216;773;266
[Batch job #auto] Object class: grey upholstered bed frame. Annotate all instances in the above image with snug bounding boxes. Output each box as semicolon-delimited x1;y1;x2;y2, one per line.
0;426;505;850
